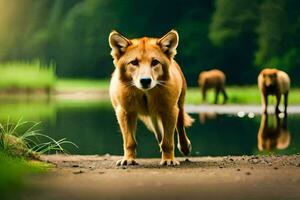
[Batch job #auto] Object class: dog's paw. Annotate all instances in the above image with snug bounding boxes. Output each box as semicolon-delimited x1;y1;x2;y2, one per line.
160;159;180;166
177;140;192;156
116;158;138;166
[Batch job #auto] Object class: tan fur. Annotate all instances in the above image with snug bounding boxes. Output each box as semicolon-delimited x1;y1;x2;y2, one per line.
108;30;193;166
257;113;290;151
258;68;290;114
198;69;228;104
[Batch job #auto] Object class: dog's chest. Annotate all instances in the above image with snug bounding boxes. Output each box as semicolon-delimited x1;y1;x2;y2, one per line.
265;85;277;94
132;93;161;115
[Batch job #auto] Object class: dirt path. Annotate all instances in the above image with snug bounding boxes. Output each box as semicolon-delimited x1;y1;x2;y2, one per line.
22;155;300;200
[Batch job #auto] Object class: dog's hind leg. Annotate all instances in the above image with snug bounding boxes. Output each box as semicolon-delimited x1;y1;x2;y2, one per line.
284;92;288;114
139;115;162;143
150;116;163;143
176;107;192;156
221;87;228;104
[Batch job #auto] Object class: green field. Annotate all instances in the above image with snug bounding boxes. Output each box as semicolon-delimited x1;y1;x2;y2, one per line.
0;61;56;91
186;86;300;105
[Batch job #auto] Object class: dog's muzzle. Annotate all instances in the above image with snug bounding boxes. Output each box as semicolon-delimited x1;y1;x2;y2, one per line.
140;77;152;89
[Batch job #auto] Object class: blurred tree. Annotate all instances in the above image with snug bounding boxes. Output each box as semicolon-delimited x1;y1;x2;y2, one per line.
58;0;119;77
0;0;300;84
255;0;300;83
255;0;288;67
209;0;260;83
210;0;300;84
0;0;33;60
209;0;259;46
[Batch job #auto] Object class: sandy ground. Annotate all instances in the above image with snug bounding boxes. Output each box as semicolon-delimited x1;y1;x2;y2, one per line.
22;154;300;200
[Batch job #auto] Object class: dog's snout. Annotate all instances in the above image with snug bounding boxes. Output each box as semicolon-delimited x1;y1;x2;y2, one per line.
140;77;152;88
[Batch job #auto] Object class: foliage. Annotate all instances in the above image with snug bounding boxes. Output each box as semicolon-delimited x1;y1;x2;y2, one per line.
210;0;300;84
0;0;300;85
209;0;259;46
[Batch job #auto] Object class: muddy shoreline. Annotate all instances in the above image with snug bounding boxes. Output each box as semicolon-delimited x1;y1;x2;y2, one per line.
22;154;300;200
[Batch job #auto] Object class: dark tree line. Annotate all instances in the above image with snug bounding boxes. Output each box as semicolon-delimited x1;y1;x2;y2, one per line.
0;0;299;85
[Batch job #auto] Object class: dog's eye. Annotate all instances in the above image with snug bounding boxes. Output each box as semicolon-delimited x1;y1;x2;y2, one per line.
151;59;160;66
129;59;139;66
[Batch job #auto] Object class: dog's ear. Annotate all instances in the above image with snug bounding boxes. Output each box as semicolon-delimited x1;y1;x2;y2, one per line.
109;31;131;60
157;29;179;59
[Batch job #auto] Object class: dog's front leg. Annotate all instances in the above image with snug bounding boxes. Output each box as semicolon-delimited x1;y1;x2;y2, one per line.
261;92;268;114
160;107;179;166
116;106;138;166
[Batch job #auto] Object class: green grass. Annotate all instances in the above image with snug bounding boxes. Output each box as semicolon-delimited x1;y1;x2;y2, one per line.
186;86;300;105
0;118;76;199
0;151;51;199
0;61;56;90
0;119;77;158
56;78;109;91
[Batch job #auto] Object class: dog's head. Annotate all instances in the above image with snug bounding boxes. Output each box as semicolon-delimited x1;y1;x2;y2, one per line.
109;30;179;91
261;68;278;87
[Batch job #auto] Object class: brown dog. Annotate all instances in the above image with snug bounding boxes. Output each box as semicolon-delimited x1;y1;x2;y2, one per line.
258;68;290;114
108;30;193;166
198;69;228;104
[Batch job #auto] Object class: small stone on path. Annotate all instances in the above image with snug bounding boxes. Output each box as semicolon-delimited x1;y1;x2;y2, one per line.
73;170;84;174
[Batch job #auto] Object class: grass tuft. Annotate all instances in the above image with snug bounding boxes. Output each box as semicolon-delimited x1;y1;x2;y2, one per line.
0;118;77;158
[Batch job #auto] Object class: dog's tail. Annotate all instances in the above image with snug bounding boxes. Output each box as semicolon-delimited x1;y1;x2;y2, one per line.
184;112;194;127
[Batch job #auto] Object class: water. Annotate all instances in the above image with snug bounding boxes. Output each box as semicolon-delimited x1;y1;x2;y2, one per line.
1;101;299;157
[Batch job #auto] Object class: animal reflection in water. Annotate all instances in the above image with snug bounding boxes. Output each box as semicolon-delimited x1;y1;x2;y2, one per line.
198;112;218;124
257;113;290;151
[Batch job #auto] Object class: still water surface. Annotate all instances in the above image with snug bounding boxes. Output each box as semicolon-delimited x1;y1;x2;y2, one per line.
1;101;299;157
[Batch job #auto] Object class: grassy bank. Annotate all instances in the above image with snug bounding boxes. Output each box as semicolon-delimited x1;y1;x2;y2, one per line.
0;152;50;199
55;79;300;105
0;119;76;199
1;72;300;105
56;79;109;91
186;86;300;105
0;61;56;92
